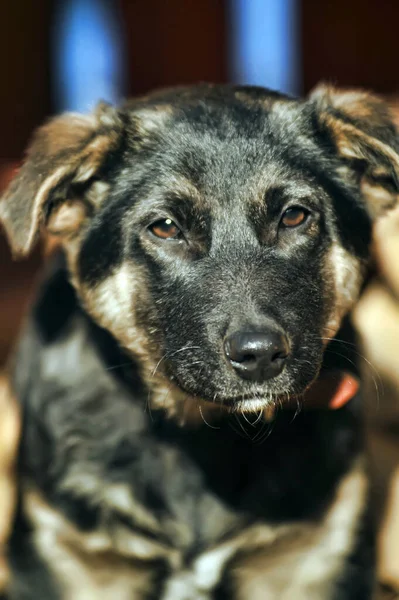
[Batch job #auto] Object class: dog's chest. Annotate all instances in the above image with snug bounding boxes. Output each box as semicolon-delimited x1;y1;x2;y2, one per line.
21;442;367;600
14;303;368;598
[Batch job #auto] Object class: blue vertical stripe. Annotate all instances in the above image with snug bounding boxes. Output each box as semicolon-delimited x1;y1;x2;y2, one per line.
229;0;300;96
52;0;125;112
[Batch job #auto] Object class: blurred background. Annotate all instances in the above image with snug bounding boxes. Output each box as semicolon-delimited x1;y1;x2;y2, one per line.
1;2;399;593
1;0;399;363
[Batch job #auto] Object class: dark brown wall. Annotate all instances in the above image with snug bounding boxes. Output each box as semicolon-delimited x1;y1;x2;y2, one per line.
0;1;53;364
302;0;399;94
0;1;52;160
120;0;228;96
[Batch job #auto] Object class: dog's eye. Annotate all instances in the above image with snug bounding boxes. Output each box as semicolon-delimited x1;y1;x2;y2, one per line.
280;207;308;228
149;219;181;239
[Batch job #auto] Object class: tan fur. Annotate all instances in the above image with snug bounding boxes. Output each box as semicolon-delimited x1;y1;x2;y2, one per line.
23;460;367;599
26;489;157;600
324;243;363;337
73;258;228;427
25;487;177;562
331;119;399;218
37;113;98;156
0;375;20;592
133;106;173;139
59;477;165;540
234;460;368;599
0;105;121;256
17;163;72;251
312;84;399;219
47;201;89;237
233;90;292;110
77;263;153;364
312;84;388;125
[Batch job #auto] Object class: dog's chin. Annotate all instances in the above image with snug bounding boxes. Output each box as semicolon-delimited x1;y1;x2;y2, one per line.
201;390;306;413
162;377;311;414
150;365;327;422
224;396;278;412
158;357;322;416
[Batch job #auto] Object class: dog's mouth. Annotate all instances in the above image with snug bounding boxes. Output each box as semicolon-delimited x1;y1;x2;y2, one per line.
167;370;359;414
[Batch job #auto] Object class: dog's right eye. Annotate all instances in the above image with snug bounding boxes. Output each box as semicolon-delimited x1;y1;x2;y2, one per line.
149;218;181;240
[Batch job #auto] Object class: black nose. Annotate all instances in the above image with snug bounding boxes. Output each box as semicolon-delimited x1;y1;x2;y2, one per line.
224;330;289;382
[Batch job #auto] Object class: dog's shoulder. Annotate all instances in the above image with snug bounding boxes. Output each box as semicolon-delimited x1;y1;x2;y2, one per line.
11;252;143;402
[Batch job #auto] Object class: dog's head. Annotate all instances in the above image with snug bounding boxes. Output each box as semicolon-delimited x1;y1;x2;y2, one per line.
2;85;399;415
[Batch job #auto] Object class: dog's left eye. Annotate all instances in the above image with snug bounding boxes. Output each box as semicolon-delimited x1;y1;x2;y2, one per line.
280;206;309;228
149;219;181;239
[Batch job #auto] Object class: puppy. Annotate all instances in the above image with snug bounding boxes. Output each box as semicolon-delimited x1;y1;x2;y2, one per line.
1;84;399;599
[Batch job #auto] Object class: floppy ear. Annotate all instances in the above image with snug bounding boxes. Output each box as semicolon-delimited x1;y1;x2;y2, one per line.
0;103;124;257
310;84;399;219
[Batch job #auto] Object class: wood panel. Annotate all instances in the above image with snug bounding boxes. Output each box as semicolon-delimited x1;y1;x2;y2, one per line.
0;2;52;364
0;1;53;159
120;0;228;96
301;0;399;94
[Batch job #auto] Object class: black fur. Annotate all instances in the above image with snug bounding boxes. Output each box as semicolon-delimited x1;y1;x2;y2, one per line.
9;259;370;598
4;83;398;598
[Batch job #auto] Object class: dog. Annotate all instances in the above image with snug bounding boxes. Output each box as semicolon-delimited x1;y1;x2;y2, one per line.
1;83;399;599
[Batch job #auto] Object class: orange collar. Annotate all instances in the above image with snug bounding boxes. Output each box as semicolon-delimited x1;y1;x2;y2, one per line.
299;370;359;410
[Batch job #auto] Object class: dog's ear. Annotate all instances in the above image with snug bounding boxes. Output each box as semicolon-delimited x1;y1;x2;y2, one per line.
310;84;399;219
0;103;123;257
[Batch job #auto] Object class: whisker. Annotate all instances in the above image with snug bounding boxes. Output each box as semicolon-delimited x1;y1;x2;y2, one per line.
241;410;256;427
234;412;251;439
318;336;357;348
253;407;264;425
325;348;382;412
145;389;154;422
199;405;220;429
253;418;275;445
313;334;384;410
168;345;202;356
161;381;174;411
151;344;202;378
228;419;248;440
295;396;303;419
105;361;134;372
151;354;168;378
